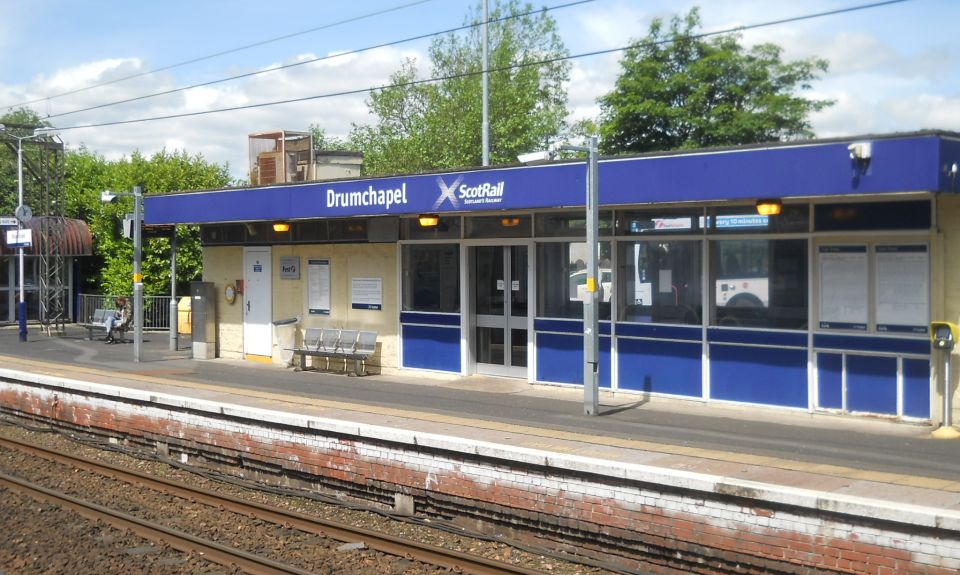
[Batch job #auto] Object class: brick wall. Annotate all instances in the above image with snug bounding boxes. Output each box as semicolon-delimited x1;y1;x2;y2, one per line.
2;378;958;575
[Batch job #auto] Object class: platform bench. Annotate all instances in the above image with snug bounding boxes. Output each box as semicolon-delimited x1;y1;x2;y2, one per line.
291;327;377;375
80;308;130;342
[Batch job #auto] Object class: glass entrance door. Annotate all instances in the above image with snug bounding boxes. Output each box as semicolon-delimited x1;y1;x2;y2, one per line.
473;245;528;377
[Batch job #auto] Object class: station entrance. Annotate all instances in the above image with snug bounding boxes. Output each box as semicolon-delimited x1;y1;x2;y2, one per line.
470;245;529;378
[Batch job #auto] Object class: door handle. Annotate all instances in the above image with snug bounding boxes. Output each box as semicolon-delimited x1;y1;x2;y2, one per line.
246;300;251;313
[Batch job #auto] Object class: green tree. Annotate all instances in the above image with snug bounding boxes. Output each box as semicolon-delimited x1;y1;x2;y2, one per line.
598;8;832;155
0;108;56;216
309;125;351;152
65;148;231;297
351;0;570;175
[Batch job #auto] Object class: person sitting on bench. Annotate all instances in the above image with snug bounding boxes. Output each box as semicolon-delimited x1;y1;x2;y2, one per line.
105;297;129;344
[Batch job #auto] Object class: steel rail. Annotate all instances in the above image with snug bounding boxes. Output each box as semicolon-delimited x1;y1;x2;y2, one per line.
0;435;549;575
0;470;317;575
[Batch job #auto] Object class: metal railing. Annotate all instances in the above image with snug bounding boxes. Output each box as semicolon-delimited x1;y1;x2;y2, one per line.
78;294;173;330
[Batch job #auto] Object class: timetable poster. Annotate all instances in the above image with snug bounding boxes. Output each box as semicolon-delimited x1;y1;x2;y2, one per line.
307;259;330;315
875;245;928;334
818;245;868;330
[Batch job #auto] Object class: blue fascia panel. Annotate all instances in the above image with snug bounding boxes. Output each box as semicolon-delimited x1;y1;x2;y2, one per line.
710;345;808;408
813;334;929;355
708;328;807;348
145;135;947;225
399;312;461;326
618;338;702;396
401;324;461;372
534;319;612;335
615;323;702;341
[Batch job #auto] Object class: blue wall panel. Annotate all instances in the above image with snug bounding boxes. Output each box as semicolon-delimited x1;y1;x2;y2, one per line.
710;345;807;408
903;358;930;419
536;332;611;385
817;353;843;409
618;338;702;397
846;355;897;414
401;325;461;372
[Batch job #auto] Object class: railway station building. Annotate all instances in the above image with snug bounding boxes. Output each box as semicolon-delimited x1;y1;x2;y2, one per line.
145;130;960;423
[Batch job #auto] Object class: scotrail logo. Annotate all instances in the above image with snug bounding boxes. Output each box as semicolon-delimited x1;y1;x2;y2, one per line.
433;176;505;210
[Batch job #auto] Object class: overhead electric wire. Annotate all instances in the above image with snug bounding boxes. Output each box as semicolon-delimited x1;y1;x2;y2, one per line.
41;0;909;134
43;0;596;121
2;0;434;110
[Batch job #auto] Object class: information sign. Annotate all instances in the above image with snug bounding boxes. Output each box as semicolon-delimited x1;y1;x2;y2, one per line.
5;228;32;248
0;217;18;227
351;277;382;310
279;256;300;280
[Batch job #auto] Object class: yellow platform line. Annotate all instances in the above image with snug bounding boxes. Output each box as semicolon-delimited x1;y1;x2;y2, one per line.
2;353;956;493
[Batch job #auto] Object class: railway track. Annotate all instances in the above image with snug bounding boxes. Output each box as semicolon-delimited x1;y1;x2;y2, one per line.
0;435;550;575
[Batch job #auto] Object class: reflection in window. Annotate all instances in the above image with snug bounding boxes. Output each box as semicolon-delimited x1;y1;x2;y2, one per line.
618;208;704;235
710;239;807;329
402;244;460;313
536;242;611;320
535;211;614;237
708;205;809;234
618;241;701;325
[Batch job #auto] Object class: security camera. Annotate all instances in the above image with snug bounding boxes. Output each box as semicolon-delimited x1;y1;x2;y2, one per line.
517;150;552;164
847;142;872;161
100;190;118;203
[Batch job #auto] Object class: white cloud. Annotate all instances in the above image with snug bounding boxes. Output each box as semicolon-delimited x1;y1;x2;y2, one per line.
18;45;422;182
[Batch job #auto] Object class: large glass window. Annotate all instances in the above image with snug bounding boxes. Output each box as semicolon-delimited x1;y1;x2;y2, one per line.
711;239;807;329
465;215;532;238
401;216;461;240
536;242;611;320
814;200;931;232
618;240;701;325
402;244;460;313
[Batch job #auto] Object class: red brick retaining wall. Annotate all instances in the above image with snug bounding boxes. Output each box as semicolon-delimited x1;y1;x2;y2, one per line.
2;378;958;575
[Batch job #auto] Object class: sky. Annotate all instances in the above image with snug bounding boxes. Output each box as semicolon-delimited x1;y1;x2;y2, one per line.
1;0;957;182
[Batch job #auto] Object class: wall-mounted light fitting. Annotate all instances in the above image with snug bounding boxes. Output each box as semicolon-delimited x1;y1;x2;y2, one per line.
272;222;290;232
756;199;782;216
501;217;521;227
418;214;440;227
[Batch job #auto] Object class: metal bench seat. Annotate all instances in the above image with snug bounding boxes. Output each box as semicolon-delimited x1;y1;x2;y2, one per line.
80;308;131;342
290;328;377;375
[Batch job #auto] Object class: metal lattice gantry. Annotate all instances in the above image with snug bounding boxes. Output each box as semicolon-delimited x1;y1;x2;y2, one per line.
1;124;66;335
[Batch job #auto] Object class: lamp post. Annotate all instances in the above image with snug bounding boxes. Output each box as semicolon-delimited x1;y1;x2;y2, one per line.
520;136;601;415
0;124;54;342
101;186;144;362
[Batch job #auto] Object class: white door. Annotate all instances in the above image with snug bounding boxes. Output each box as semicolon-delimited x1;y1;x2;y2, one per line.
243;247;272;357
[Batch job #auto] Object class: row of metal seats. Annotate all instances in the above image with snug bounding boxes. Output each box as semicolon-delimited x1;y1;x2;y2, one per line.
291;327;378;375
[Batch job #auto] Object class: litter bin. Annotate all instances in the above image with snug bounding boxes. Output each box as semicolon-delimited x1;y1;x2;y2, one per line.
177;296;192;335
273;317;299;366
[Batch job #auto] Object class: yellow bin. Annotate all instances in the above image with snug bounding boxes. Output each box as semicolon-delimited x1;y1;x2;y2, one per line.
177;296;192;335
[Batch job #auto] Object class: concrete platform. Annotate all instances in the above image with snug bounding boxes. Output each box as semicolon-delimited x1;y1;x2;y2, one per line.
3;325;960;573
